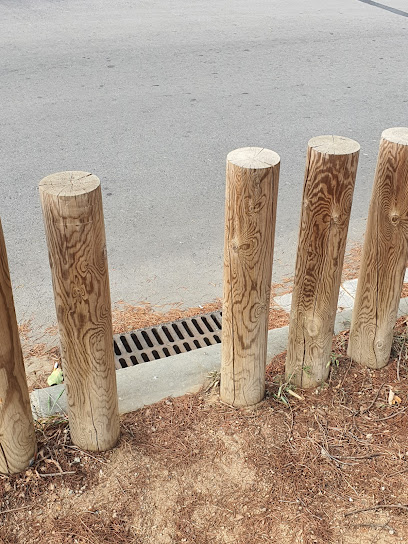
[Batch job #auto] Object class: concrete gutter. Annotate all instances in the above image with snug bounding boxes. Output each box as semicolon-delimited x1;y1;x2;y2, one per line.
30;298;408;419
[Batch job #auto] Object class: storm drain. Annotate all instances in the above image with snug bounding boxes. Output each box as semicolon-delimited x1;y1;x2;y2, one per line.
113;311;222;369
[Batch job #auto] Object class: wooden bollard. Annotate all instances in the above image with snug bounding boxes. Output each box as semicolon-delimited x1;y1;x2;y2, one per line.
0;219;36;474
39;172;119;451
285;136;360;388
220;147;280;407
348;128;408;368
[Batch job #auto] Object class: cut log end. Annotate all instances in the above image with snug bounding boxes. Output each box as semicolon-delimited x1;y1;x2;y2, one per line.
381;127;408;146
227;147;280;170
39;171;100;197
308;135;360;156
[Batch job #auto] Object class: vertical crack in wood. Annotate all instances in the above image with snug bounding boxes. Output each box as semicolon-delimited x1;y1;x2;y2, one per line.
297;164;310;386
301;329;307;388
0;442;10;474
88;388;100;451
228;239;236;406
314;213;331;378
375;181;380;365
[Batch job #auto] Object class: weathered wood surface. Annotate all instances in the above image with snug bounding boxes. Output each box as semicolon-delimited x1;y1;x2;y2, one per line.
0;219;36;474
285;136;360;388
220;147;280;407
39;172;119;451
348;127;408;368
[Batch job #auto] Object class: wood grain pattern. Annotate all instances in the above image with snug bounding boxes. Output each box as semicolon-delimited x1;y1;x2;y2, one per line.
285;136;360;388
0;219;36;474
39;172;119;451
348;128;408;368
220;148;280;407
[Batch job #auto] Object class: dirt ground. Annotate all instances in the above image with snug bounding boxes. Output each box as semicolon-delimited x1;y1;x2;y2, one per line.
3;243;408;543
2;319;408;544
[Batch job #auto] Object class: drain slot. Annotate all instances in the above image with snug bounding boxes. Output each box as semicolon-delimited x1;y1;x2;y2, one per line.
162;326;174;342
192;319;204;334
130;333;143;350
113;310;222;369
202;317;213;332
172;324;184;340
182;321;194;337
152;329;164;345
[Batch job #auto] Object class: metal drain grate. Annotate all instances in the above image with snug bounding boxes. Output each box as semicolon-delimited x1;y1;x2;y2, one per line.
113;311;222;369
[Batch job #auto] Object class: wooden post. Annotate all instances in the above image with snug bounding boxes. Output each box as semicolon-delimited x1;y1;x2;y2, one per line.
285;136;360;388
0;219;36;474
220;147;280;407
39;172;119;451
348;128;408;369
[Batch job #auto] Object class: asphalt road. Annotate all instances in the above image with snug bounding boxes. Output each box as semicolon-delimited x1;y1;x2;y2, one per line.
1;0;407;331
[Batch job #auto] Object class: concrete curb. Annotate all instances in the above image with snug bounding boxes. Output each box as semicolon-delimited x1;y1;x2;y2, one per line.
30;298;408;419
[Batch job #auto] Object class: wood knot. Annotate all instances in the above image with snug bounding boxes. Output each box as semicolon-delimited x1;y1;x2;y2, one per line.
391;214;399;225
252;303;267;319
72;284;86;299
306;317;321;337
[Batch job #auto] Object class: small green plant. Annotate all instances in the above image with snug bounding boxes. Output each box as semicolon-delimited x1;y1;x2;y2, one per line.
326;352;340;368
272;373;303;405
47;387;66;415
205;370;221;392
302;365;312;376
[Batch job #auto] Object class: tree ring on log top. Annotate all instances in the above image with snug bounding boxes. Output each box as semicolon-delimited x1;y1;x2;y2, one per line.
227;147;280;170
39;171;100;197
381;127;408;146
308;135;360;156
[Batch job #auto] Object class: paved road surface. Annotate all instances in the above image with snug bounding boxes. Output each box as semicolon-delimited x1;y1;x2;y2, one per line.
1;0;407;330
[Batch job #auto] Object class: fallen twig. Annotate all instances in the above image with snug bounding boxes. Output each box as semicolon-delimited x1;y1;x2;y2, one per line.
0;505;31;516
286;389;303;401
38;471;76;477
63;445;107;464
345;503;408;517
370;407;407;422
360;383;386;414
337;453;383;461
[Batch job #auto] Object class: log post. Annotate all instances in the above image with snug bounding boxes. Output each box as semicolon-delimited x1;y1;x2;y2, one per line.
348;127;408;369
0;219;36;474
285;136;360;388
220;147;280;407
39;172;119;451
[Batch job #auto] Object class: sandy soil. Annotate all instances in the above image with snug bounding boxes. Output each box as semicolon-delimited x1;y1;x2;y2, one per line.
3;242;408;543
2;321;408;544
